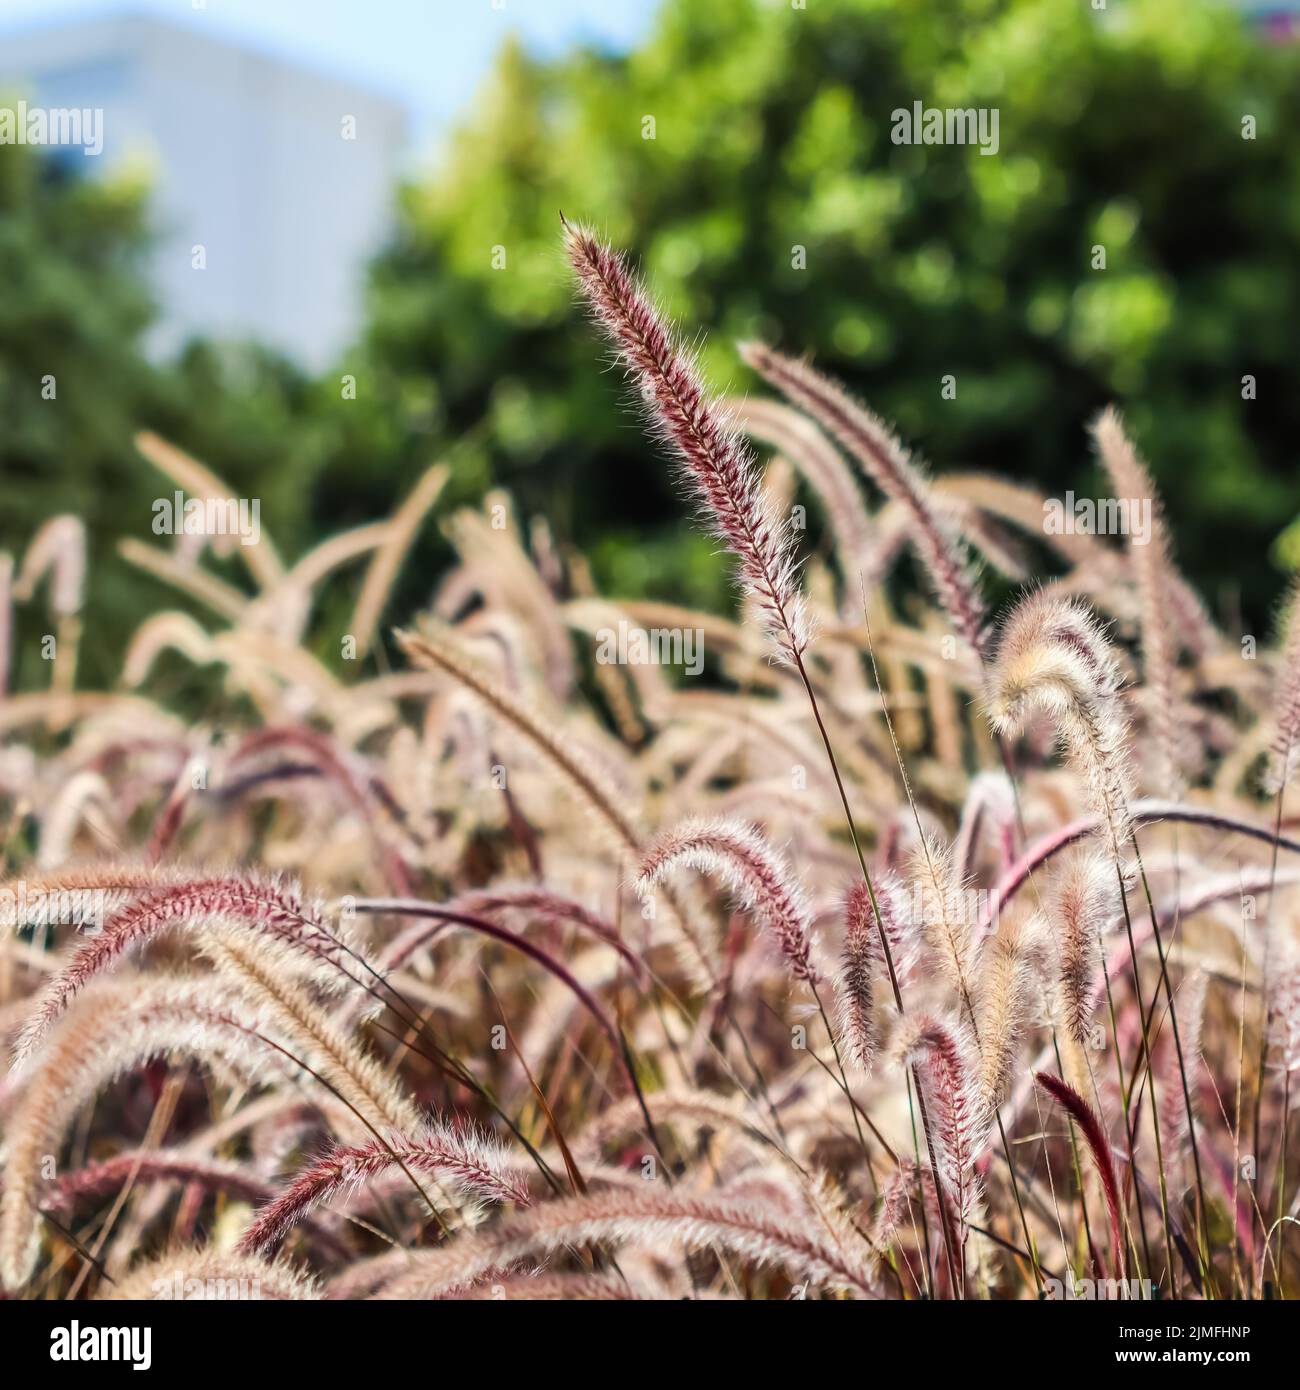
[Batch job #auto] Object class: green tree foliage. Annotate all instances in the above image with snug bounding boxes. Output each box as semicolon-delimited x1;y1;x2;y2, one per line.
0;146;157;686
357;0;1300;625
0;142;319;687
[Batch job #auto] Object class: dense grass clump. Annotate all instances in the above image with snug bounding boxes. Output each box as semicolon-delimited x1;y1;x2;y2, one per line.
0;227;1297;1301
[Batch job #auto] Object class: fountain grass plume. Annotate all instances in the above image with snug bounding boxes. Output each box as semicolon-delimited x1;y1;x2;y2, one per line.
13;874;351;1067
636;816;815;983
564;220;812;667
1050;850;1120;1046
740;341;987;659
1091;406;1187;799
988;591;1134;861
238;1122;532;1257
895;1013;989;1229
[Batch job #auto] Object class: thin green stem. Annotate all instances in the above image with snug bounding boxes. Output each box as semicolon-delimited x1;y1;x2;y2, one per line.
1051;1031;1099;1276
1274;1070;1291;1298
1128;835;1214;1295
1097;928;1155;1284
1253;780;1288;1260
792;651;962;1296
1114;859;1177;1292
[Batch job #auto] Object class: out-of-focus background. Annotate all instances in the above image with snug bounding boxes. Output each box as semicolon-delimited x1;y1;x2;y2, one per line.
1;0;1298;687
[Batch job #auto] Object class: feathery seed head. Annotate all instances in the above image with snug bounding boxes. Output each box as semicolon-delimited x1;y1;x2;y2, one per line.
376;1181;877;1299
838;872;919;1001
836;881;878;1070
906;832;974;1000
98;1248;319;1301
1;976;269;1289
564;223;812;665
14;515;86;619
1269;944;1300;1074
13;874;351;1068
871;1158;917;1251
635;816;815;982
1158;968;1207;1160
739;340;987;657
975;908;1045;1108
239;1121;531;1257
989;592;1134;857
893;1012;989;1225
1049;850;1120;1045
1091;407;1190;799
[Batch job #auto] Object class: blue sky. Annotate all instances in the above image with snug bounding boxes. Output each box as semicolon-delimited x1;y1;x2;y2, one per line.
0;0;662;149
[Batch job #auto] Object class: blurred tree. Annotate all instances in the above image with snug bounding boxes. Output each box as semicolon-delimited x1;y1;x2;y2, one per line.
0;148;152;531
0;143;158;687
0;141;321;687
350;0;1300;629
4;0;1298;693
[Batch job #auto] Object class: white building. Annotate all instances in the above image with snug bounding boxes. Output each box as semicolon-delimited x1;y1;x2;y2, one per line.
0;13;409;368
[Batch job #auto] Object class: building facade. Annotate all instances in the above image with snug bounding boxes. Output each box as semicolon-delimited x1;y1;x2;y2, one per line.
0;13;409;368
